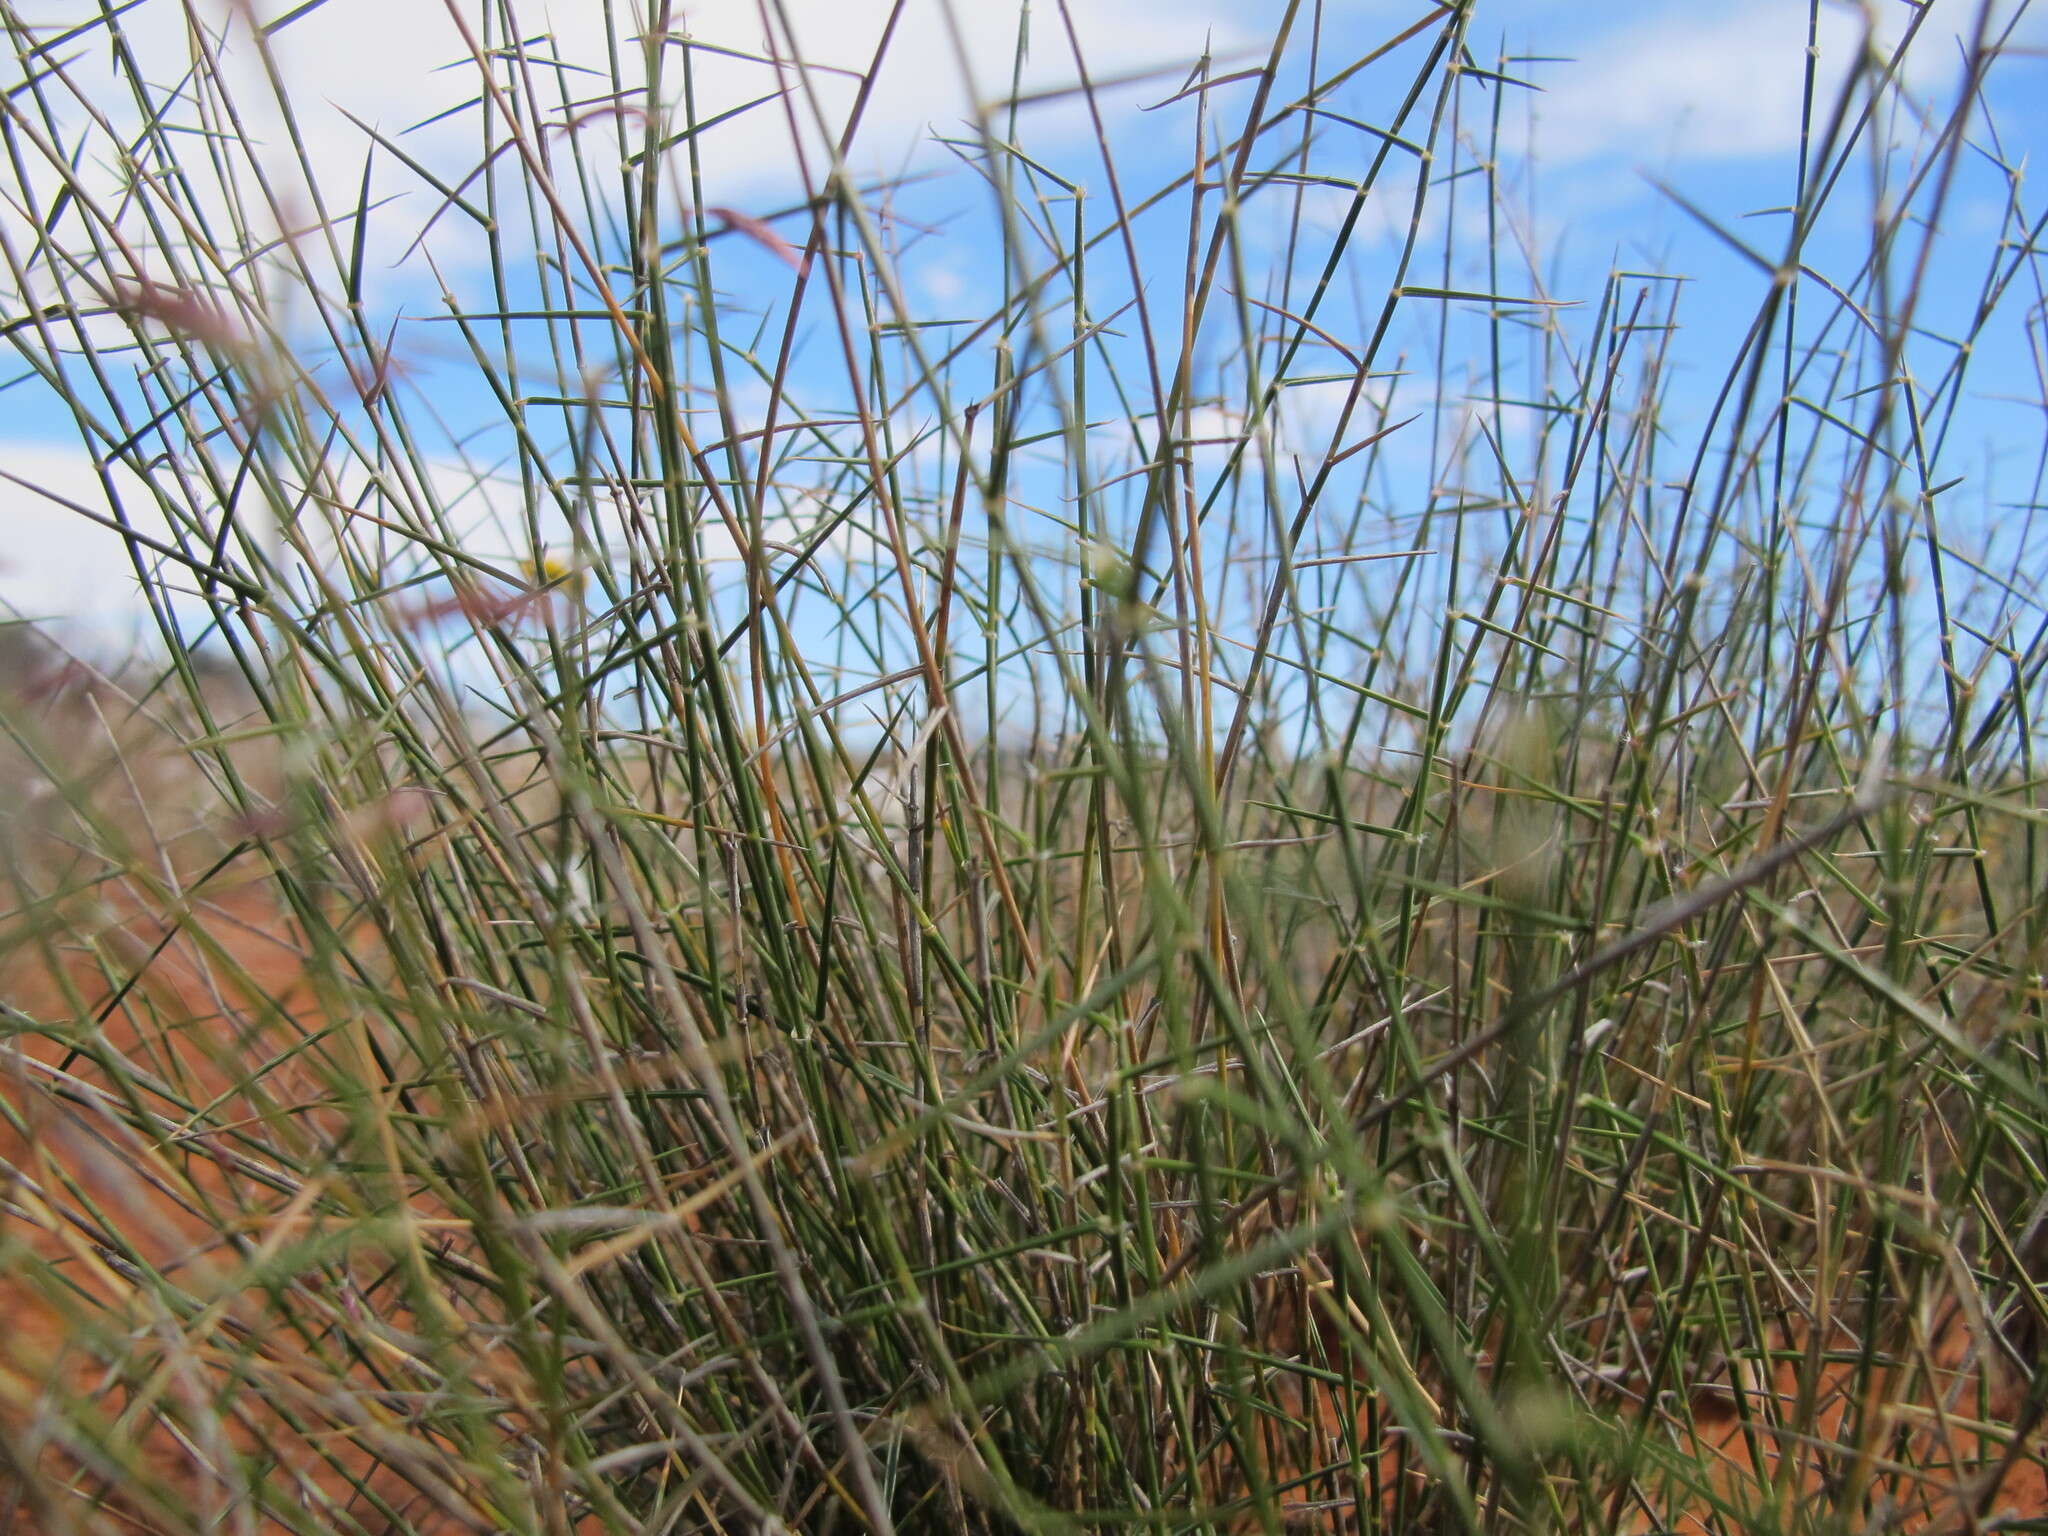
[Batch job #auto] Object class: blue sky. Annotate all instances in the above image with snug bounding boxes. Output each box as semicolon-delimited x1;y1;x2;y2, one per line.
2;0;2043;740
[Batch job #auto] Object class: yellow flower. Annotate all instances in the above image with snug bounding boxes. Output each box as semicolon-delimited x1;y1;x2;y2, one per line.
521;550;585;595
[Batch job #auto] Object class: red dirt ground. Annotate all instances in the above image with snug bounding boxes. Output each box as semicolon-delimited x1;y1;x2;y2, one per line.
4;895;2043;1533
0;890;584;1535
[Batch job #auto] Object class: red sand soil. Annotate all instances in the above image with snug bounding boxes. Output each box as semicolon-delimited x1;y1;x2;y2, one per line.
0;890;592;1535
4;895;2042;1533
1199;1231;2047;1531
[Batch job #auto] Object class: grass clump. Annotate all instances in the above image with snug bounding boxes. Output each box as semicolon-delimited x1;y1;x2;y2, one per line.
1;0;2045;1532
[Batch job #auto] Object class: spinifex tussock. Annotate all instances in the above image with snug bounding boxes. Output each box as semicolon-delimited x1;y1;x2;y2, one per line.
1;0;2045;1532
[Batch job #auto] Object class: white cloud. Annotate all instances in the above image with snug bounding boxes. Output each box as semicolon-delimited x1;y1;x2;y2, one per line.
0;0;1245;333
0;424;896;656
235;0;1248;215
1531;0;1965;166
0;440;187;638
